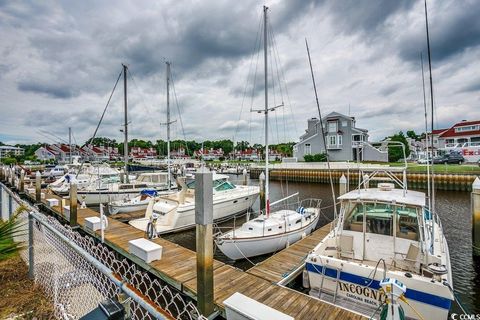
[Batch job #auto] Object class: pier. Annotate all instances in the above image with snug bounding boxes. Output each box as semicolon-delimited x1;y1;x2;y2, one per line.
8;178;364;319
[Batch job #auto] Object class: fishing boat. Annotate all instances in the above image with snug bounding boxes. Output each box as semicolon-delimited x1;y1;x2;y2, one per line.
129;173;259;235
215;6;321;260
304;170;453;319
108;189;158;215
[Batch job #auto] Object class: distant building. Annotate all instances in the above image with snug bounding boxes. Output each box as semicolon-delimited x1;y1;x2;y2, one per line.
230;148;261;161
293;112;388;162
0;146;24;159
130;147;157;159
34;145;58;161
422;119;480;162
170;147;190;159
194;148;224;161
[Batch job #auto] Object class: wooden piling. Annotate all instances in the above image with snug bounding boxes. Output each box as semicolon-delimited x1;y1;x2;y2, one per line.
472;177;480;256
69;183;78;227
194;170;214;317
35;171;41;203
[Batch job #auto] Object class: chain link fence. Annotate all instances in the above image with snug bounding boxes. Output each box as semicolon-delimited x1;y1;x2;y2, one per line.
2;183;207;320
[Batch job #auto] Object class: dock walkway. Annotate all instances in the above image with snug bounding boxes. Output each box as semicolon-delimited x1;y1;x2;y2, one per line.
29;190;363;319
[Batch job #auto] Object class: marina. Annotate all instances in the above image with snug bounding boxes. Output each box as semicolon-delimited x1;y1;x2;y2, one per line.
1;1;480;319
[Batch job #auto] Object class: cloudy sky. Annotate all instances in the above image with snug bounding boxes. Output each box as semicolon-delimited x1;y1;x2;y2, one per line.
0;0;479;146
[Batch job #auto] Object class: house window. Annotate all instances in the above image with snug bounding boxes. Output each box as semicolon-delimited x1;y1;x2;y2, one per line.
329;135;336;146
305;144;311;155
455;125;478;132
293;145;298;153
338;135;343;146
342;120;347;127
328;121;337;133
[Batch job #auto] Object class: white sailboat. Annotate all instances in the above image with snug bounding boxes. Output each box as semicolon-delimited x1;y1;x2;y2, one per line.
215;6;321;260
129;173;259;235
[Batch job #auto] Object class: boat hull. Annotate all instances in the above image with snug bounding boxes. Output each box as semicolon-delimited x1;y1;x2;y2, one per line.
216;214;320;260
129;191;258;234
78;188;174;205
107;202;149;215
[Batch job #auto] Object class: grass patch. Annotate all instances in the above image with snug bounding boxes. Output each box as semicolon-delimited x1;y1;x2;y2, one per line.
0;254;54;319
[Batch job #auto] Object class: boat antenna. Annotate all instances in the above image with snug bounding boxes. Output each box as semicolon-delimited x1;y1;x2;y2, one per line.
305;38;338;220
424;0;435;213
122;63;130;183
420;52;432;212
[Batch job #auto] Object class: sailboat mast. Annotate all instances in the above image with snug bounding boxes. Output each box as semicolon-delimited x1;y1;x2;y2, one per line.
263;5;270;216
421;53;431;211
166;61;171;190
424;0;435;213
123;64;129;183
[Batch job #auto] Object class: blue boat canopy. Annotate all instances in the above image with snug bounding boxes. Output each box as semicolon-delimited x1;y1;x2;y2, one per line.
140;189;158;197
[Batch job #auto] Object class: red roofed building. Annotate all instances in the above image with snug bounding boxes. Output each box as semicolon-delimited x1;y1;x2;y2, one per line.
421;120;480;162
130;147;157;159
229;148;261;161
194;148;224;160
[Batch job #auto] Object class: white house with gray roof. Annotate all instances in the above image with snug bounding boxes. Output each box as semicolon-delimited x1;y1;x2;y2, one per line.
293;112;388;162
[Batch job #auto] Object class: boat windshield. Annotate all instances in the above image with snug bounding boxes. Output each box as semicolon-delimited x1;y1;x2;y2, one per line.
186;178;236;191
343;202;419;240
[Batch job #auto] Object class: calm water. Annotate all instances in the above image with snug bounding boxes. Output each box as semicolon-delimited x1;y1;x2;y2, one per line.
161;175;480;314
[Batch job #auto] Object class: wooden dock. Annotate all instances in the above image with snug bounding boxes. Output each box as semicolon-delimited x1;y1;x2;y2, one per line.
247;223;332;283
28;190;364;319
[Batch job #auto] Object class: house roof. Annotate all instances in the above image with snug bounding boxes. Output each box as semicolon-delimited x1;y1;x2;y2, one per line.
432;129;448;135
325;111;353;121
439;120;480;138
45;146;59;155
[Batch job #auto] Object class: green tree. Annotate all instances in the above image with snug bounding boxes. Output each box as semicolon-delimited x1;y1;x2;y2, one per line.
304;153;327;162
406;130;419;141
387;131;411;162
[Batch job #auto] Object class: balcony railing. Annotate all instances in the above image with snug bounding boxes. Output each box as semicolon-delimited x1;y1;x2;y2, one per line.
327;144;342;150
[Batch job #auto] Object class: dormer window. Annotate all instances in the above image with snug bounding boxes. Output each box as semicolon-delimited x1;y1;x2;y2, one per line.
328;121;338;133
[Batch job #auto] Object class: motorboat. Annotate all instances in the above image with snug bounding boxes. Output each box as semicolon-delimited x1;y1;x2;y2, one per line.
77;172;176;205
108;189;158;215
129;173;259;235
304;179;453;319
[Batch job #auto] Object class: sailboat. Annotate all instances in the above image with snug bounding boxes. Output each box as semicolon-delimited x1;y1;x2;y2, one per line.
129;62;261;235
78;64;176;205
215;6;321;260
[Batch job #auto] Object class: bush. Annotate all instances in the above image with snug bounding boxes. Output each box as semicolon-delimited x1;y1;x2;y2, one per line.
304;153;327;162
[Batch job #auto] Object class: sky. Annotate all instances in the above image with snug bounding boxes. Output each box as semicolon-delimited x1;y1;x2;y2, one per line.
0;0;479;146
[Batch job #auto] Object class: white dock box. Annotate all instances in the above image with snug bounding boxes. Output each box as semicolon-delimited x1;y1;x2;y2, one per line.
128;238;163;263
46;198;59;208
63;205;70;220
85;217;102;231
27;188;35;194
223;292;294;320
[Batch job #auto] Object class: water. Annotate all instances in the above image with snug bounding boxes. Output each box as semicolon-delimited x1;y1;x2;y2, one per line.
161;176;479;314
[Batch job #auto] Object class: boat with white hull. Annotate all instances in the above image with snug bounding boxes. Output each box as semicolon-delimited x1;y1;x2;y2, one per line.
215;6;322;261
216;198;321;260
77;172;176;205
129;173;259;235
107;189;157;215
304;180;454;319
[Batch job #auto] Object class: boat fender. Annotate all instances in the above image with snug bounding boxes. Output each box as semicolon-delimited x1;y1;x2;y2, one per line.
297;207;305;214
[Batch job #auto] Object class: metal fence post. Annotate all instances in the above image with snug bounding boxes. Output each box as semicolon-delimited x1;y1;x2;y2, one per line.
195;170;214;317
8;193;12;218
28;211;34;279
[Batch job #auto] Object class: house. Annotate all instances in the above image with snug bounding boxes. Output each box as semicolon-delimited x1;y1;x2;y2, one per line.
34;145;58;161
229;149;261;161
194;148;224;161
425;120;480;162
170;147;190;159
81;145;120;161
130;147;157;159
0;146;24;159
293;112;388;162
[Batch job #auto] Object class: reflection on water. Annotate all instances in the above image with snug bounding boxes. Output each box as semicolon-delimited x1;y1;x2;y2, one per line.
161;175;479;314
